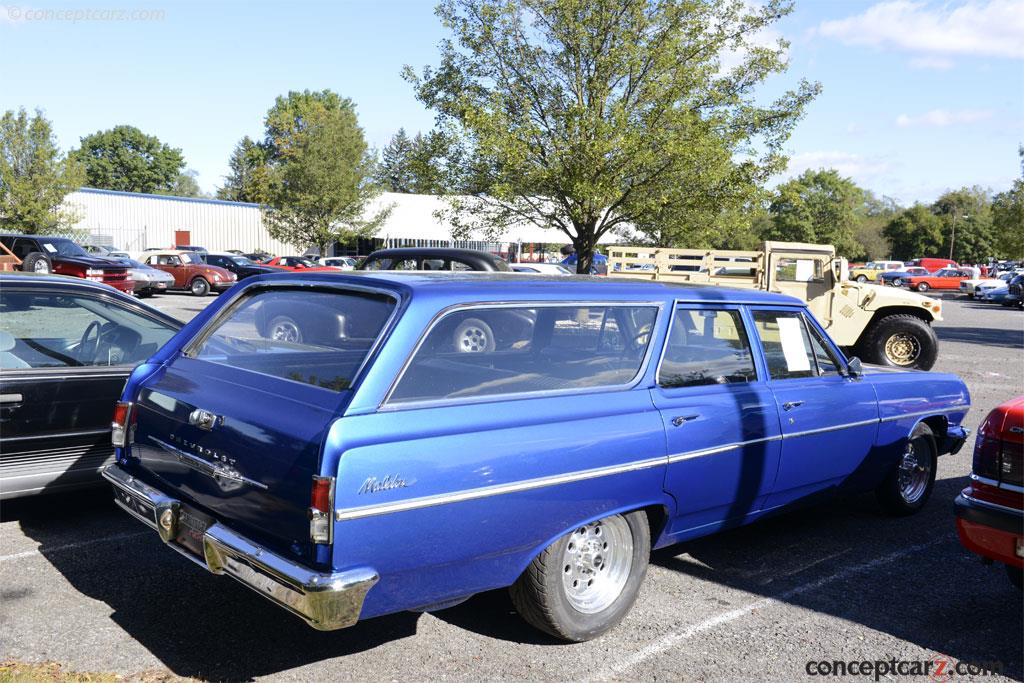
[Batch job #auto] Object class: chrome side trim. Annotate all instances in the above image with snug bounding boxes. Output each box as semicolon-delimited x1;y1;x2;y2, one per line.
784;417;879;439
960;490;1024;516
335;455;666;521
1;427;110;442
667;435;782;463
878;406;967;422
971;473;1024;494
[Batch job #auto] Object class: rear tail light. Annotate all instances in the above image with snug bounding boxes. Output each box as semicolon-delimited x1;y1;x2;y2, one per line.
309;476;335;544
1002;441;1023;487
111;401;134;447
972;435;1002;480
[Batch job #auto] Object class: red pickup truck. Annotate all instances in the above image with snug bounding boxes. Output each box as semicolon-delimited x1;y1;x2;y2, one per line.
0;234;132;293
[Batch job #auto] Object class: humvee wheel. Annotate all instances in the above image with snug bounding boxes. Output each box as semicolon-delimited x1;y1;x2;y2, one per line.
858;314;938;370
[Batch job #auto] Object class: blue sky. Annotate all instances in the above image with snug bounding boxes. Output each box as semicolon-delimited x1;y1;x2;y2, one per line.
2;0;1021;205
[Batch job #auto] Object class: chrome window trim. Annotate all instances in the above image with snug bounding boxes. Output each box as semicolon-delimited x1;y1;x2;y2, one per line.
180;281;405;396
379;300;665;410
654;302;761;389
335;455;667;521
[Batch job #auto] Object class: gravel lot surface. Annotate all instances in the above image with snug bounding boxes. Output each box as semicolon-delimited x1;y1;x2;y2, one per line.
1;291;1021;682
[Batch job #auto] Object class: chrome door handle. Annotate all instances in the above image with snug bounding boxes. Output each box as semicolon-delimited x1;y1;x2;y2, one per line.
671;415;699;427
0;393;23;404
783;401;804;411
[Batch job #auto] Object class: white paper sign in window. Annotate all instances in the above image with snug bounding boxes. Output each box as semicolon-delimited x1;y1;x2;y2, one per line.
42;243;57;253
777;316;811;372
794;259;815;282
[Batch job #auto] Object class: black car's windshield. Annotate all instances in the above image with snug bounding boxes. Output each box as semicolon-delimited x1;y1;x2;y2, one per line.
37;238;88;258
231;256;255;266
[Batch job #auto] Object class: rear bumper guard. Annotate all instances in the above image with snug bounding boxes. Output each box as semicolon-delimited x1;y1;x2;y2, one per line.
102;464;377;631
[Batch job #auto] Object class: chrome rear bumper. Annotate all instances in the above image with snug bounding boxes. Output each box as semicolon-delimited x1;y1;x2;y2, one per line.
103;464;377;631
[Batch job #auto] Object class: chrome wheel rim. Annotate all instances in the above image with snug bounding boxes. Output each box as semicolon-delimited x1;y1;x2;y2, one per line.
884;333;921;366
457;326;489;352
191;280;206;294
892;278;902;287
561;516;632;614
270;320;301;342
898;442;929;504
32;260;50;273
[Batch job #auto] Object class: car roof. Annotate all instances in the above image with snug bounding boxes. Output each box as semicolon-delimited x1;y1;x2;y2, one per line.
238;271;804;306
364;248;505;267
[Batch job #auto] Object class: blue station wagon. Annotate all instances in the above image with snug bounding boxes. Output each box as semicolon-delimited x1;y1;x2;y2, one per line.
105;272;970;641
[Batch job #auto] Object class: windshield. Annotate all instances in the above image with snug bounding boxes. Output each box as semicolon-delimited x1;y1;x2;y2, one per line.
37;238;88;258
179;253;202;265
293;257;318;267
231;256;255;266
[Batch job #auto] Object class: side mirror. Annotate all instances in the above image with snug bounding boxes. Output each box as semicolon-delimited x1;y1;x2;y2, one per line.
845;356;863;378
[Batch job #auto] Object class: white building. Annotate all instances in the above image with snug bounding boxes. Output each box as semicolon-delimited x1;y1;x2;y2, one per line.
65;188;619;258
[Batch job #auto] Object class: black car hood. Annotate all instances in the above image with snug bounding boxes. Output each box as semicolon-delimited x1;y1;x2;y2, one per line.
242;265;279;275
57;254;128;270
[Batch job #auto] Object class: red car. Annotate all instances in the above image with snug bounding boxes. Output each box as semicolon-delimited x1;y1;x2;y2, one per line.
905;267;973;292
263;256;340;272
143;250;236;296
955;396;1023;589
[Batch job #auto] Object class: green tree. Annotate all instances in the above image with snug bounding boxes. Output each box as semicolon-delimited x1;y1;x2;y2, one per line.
0;108;85;234
261;90;389;255
164;169;203;198
852;191;900;261
377;128;417;192
932;186;995;263
73;125;185;194
763;169;863;256
992;180;1023;259
406;0;819;273
377;128;451;194
216;136;275;204
883;205;943;261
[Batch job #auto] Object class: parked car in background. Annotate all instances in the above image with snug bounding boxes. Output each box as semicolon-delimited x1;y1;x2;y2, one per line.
879;266;929;287
971;273;1018;299
319;256;358;270
561;251;609;275
955;396;1023;589
905;268;973;292
141;250;236;296
0;234;133;294
511;263;573;275
118;258;175;297
849;260;904;283
911;257;958;272
244;251;274;263
979;285;1013;305
264;255;343;272
174;244;208;254
358;247;512;271
107;250;130;260
203;253;278;280
960;273;1007;297
106;272;968;640
0;273;180;499
1007;274;1023;309
81;244;111;256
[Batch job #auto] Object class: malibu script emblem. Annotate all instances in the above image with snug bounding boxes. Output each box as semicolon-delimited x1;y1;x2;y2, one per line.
358;474;414;495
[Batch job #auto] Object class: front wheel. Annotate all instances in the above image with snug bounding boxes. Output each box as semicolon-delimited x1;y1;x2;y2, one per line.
857;314;939;370
891;278;902;287
509;510;650;642
916;282;930;292
856;275;868;283
876;423;937;516
190;277;210;296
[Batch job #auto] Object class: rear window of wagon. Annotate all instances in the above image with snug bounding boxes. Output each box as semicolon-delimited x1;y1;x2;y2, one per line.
186;288;396;392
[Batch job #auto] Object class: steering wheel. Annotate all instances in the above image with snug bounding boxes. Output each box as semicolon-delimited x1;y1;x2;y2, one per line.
77;320;102;364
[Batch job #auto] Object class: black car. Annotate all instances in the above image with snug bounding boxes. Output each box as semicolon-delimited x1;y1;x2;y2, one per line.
357;247;512;272
203;252;278;279
0;274;181;499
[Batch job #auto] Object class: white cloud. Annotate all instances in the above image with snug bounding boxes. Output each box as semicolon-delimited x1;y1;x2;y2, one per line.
895;109;994;127
817;0;1024;60
784;151;895;180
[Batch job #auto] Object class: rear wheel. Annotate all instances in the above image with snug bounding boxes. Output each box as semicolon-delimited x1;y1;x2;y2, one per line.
916;282;930;292
452;318;495;353
190;277;210;296
856;275;868;283
509;510;650;642
876;423;937;516
858;314;938;370
891;277;903;287
21;252;51;274
268;315;302;343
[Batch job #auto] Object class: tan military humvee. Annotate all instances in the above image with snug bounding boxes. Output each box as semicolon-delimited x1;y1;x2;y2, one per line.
607;242;943;369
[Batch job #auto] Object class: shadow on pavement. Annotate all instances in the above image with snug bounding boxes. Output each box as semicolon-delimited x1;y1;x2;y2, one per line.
936;325;1024;350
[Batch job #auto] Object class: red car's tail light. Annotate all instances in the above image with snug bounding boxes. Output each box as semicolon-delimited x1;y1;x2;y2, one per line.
309;476;335;544
111;401;135;447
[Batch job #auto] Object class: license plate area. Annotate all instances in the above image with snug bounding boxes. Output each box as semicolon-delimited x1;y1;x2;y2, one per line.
174;505;215;557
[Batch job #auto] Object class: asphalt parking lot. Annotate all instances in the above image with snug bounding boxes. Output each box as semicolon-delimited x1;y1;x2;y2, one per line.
1;292;1021;682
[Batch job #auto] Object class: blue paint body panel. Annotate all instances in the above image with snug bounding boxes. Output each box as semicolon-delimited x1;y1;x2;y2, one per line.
113;272;971;623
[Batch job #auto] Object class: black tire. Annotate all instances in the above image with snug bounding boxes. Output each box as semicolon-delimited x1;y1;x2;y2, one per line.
1007;564;1023;590
891;278;902;287
21;252;52;274
875;423;937;516
509;510;650;642
916;282;929;292
856;275;868;283
452;318;495;353
137;289;153;299
857;314;939;370
267;315;303;343
190;277;210;296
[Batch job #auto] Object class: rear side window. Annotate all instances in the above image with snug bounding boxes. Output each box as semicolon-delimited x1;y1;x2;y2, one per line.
658;308;756;388
388;304;658;405
189;289;395;392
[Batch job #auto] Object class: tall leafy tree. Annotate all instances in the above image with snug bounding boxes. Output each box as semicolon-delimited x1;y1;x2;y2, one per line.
992;181;1023;259
932;186;995;263
377;128;451;194
406;0;820;273
852;191;900;261
883;205;943;261
216;136;275;204
261;90;390;254
0;108;85;234
763;169;862;256
73;125;185;194
164;169;203;198
377;128;417;192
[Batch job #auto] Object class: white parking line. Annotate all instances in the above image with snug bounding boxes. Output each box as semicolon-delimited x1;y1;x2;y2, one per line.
589;534;954;682
0;531;149;563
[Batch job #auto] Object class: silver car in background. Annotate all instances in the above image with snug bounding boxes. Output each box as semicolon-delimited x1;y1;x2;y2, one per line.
117;258;175;297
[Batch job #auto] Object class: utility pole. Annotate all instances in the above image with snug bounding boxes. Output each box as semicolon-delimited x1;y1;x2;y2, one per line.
948;213;968;261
